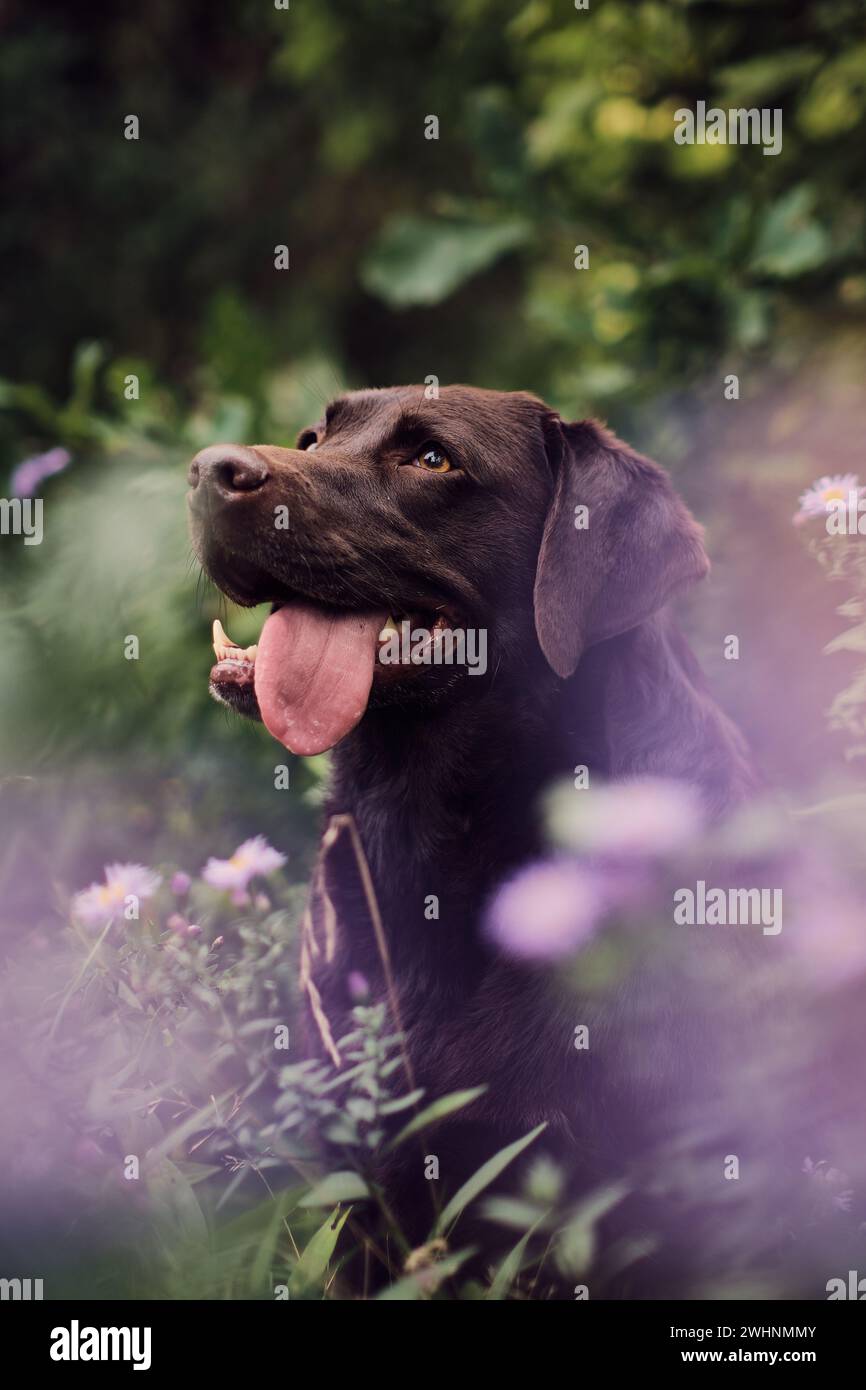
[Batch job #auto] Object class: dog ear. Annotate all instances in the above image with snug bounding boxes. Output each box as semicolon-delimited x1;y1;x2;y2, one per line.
533;417;709;679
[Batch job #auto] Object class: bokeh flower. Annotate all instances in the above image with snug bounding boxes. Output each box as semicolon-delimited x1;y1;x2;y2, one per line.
10;446;71;497
484;858;605;961
170;870;192;896
546;776;703;859
787;865;866;991
347;970;370;1001
72;862;162;929
793;474;862;526
201;835;286;898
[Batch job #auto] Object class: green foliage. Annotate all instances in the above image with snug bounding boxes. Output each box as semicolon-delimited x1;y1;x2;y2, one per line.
808;533;866;758
0;857;615;1299
361;216;530;308
3;2;865;408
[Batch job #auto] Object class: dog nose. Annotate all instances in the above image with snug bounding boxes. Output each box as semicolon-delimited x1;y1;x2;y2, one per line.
188;444;270;497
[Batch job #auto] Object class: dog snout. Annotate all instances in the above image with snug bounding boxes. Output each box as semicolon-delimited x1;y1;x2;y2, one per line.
188;444;270;499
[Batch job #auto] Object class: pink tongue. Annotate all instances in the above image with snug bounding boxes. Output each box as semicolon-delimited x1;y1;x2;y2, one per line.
254;602;385;755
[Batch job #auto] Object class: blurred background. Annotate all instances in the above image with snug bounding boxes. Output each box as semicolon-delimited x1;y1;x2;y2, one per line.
1;0;866;1298
3;0;866;902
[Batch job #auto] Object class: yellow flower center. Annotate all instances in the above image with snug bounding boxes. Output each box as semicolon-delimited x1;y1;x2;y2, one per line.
97;883;124;907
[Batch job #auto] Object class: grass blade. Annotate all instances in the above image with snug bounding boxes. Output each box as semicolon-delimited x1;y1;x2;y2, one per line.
386;1086;487;1150
434;1122;547;1237
289;1206;352;1297
299;1171;370;1207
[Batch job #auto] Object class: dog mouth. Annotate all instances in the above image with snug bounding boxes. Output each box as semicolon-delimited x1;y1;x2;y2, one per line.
209;599;460;756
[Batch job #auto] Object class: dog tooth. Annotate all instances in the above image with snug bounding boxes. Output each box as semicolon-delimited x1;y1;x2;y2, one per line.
212;618;240;652
378;616;400;640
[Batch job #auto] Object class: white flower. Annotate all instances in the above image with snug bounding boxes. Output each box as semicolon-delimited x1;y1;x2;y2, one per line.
794;474;861;525
72;863;162;930
202;835;286;894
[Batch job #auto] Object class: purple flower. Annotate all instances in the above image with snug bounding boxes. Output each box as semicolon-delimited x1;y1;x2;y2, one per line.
171;871;192;896
72;862;162;930
485;859;604;962
788;863;866;990
793;474;862;526
202;836;286;894
11;447;71;497
347;970;370;1001
547;777;703;859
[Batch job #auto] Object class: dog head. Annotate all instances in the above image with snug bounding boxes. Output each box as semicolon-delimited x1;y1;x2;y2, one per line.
187;385;707;754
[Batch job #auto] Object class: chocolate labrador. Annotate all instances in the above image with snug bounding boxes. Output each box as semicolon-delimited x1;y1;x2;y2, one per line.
187;385;752;1257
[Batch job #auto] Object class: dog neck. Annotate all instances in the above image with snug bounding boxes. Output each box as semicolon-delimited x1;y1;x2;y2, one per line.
322;614;750;973
577;617;753;817
332;673;560;876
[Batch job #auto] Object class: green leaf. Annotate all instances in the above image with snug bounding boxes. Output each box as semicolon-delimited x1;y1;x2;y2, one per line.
387;1086;487;1150
554;1182;627;1278
798;48;866;138
212;1186;306;1248
299;1171;370;1207
361;216;529;308
481;1196;548;1230
146;1156;208;1249
345;1096;377;1123
288;1206;352;1297
377;1087;425;1116
716;49;821;105
749;186;830;279
434;1122;547;1236
487;1216;545;1300
69;340;106;413
376;1248;477;1300
249;1188;303;1295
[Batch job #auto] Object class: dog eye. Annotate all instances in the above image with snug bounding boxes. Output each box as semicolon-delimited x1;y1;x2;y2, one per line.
297;431;319;452
411;444;453;473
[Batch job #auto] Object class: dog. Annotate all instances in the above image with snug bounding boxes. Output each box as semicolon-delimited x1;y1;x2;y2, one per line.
188;385;753;1266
